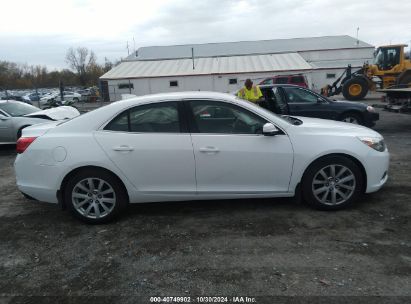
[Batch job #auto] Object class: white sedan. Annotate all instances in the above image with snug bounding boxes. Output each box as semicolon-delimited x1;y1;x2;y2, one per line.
14;92;389;224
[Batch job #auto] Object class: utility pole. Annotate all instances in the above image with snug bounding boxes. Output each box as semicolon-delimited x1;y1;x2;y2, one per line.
126;41;130;56
191;48;195;70
356;27;360;46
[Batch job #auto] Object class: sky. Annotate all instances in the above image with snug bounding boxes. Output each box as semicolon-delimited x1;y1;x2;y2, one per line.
1;0;410;70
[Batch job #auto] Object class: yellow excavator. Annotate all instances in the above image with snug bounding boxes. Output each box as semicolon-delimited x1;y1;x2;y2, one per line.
322;44;411;100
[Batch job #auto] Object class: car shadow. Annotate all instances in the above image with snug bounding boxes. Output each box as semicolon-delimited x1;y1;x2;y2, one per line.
123;197;302;219
0;144;16;155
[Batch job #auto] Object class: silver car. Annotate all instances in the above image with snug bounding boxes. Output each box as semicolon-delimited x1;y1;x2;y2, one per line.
0;100;80;144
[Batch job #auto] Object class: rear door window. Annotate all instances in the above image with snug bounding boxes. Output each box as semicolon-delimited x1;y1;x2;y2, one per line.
104;101;181;133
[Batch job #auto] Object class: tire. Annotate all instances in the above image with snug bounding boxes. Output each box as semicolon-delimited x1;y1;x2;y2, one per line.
342;78;369;101
64;169;127;224
397;71;411;86
339;112;363;125
302;155;364;210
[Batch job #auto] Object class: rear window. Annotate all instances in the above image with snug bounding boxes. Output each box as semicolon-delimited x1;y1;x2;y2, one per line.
274;77;289;84
261;79;273;85
290;76;305;83
0;102;39;117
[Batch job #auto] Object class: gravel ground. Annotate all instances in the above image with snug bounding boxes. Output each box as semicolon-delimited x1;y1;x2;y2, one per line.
0;99;410;304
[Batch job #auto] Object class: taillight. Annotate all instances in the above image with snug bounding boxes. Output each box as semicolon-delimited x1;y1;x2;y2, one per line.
16;137;37;154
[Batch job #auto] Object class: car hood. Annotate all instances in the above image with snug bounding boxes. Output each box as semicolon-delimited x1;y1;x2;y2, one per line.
290;116;382;137
23;106;80;120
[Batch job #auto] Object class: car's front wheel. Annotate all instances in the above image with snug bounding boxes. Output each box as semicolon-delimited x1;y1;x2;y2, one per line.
64;169;127;224
302;156;364;210
340;112;363;125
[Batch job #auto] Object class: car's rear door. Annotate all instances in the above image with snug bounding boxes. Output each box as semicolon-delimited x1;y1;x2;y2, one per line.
185;99;293;194
94;100;196;194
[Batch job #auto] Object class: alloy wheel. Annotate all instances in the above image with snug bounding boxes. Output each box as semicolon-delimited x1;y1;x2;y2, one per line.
72;178;116;219
342;116;359;124
311;164;356;206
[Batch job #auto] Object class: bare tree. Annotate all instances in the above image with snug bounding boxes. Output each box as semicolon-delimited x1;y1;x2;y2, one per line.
65;47;97;86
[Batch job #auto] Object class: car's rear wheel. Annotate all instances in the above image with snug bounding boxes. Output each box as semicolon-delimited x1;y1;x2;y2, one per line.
64;169;127;224
340;112;363;125
302;156;363;210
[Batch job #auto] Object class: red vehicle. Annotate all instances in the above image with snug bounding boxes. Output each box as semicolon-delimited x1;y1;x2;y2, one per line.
259;74;308;88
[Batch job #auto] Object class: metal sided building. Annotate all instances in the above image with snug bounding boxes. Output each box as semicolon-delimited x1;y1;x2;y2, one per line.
100;35;374;101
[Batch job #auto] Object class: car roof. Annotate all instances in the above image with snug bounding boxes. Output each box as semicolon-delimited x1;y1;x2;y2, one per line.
118;91;239;105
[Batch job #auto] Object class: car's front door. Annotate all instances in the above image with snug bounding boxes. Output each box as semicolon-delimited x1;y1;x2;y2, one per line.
186;99;294;194
94;101;196;194
282;86;336;119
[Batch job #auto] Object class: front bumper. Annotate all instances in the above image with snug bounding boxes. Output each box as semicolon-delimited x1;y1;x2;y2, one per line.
364;112;379;127
364;148;389;193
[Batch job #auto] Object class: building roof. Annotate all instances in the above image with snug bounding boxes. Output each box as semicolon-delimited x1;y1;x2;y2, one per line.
125;35;374;61
101;53;313;80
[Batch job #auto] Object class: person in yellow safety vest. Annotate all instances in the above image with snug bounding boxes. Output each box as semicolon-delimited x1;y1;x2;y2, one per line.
237;79;264;103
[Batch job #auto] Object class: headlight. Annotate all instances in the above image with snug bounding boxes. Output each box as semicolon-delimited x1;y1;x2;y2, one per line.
358;136;386;152
367;106;376;113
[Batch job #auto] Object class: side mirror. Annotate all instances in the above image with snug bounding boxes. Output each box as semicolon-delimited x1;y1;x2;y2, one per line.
0;114;10;120
262;123;281;136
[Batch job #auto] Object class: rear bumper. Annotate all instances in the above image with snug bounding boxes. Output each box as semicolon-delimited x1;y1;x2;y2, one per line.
16;184;59;204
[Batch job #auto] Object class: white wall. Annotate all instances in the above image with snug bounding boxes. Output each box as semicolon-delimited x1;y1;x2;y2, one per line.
107;71;314;100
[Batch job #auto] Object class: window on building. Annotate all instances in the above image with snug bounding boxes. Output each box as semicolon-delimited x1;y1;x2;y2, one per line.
118;83;134;89
326;73;336;79
170;81;179;87
228;78;238;85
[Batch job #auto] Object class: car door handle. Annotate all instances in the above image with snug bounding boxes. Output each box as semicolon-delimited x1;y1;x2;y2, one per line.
199;146;220;153
113;145;134;152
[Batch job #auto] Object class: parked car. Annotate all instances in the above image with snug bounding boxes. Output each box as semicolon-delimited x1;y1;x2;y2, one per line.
255;84;379;127
40;91;81;105
15;92;389;224
1;95;30;104
22;92;41;102
0;100;80;144
259;74;308;88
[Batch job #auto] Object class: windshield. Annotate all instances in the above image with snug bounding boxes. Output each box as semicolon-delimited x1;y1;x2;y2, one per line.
0;102;40;117
374;48;384;65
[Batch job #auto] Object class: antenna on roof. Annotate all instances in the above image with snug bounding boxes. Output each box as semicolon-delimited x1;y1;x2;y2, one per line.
356;27;360;46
